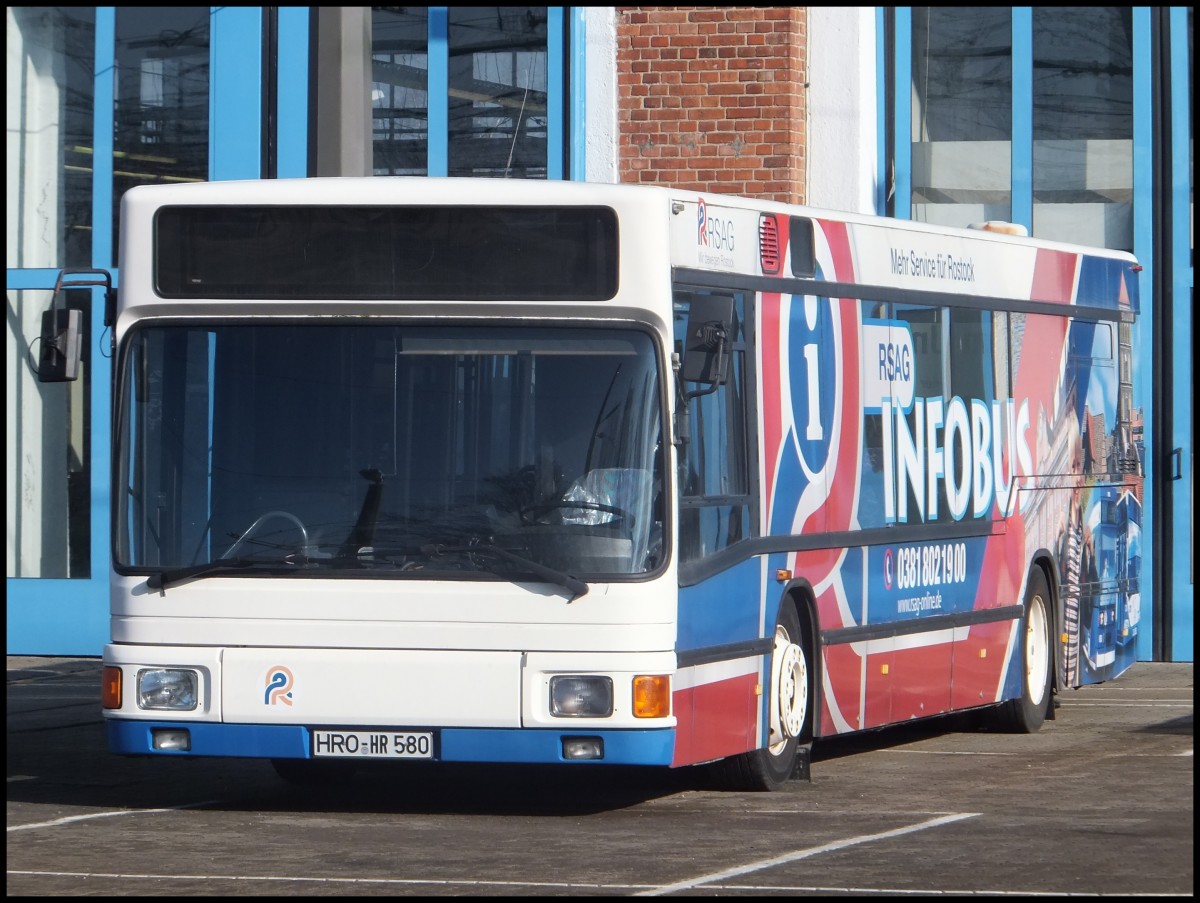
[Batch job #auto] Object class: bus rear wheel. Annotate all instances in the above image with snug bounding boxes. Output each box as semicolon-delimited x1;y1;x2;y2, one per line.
992;567;1053;733
709;601;811;791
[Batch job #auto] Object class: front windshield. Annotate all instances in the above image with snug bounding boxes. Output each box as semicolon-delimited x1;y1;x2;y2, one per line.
116;324;664;580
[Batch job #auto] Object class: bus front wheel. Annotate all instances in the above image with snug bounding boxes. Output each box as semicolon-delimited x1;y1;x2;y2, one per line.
709;601;811;791
992;567;1053;733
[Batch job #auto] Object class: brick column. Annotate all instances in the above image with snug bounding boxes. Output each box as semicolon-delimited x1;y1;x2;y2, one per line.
616;6;807;203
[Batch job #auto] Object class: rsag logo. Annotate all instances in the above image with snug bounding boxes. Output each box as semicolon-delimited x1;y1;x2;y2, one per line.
264;665;294;706
697;197;734;251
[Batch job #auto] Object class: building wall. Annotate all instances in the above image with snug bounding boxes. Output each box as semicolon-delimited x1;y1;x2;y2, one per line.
6;6;1192;660
805;7;878;215
584;7;620;183
614;6;807;202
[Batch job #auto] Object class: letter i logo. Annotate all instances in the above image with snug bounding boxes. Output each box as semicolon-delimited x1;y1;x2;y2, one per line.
264;666;294;706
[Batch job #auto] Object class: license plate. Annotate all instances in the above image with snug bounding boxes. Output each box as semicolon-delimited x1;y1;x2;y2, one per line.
312;729;435;759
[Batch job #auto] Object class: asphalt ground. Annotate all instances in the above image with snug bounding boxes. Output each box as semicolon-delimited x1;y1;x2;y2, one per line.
7;656;1193;897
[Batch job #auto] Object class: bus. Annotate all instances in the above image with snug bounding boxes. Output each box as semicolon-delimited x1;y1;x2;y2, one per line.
38;177;1143;791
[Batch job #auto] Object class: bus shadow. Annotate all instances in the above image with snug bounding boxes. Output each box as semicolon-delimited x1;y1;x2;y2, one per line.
246;760;707;816
6;739;706;817
810;709;980;763
1136;713;1192;735
8;707;992;817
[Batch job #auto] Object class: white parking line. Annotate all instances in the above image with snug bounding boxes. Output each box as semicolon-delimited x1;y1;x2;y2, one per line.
633;812;980;896
3;872;654;892
6;870;1190;897
1062;701;1192;707
7;801;220;833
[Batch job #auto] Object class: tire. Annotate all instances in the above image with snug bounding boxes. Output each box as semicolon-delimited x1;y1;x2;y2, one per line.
271;758;358;786
993;567;1053;733
709;601;812;791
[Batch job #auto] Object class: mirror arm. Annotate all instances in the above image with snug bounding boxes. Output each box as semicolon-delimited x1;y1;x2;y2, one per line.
671;352;690;447
37;268;115;383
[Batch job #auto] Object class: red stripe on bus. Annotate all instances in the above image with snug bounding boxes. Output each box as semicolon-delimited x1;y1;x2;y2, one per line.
671;671;759;767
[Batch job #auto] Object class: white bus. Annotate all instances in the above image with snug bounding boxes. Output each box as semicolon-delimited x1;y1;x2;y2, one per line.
41;177;1142;790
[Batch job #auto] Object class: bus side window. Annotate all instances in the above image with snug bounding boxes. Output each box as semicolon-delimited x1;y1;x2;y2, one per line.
673;289;752;564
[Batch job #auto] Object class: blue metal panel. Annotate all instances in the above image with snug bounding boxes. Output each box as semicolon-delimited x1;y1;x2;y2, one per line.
210;6;263;181
5;578;109;656
892;9;911;219
1131;8;1156;663
107;721;309;758
441;728;674;765
5;270;63;290
88;9;116;654
677;558;764;652
1010;7;1032;231
1167;6;1194;661
875;8;887;215
276;7;310;179
93;9;115;270
5;10;117;656
2;268;115;654
107;721;676;766
427;8;449;176
570;8;587;182
547;7;564;180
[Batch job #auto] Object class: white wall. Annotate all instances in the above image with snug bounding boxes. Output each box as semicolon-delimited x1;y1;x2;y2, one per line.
582;7;880;206
583;7;619;184
806;7;879;214
6;8;72;579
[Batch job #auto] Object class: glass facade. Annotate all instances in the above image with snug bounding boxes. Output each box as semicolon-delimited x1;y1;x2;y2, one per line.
909;7;1012;227
4;6;1191;660
371;6;554;179
1032;7;1133;250
372;7;429;176
6;7;96;270
5;5;576;652
448;7;549;178
907;6;1136;253
7;9;96;581
111;8;210;255
895;6;1193;661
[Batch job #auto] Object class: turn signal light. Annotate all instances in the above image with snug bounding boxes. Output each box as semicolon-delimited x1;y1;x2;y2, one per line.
101;666;122;709
632;675;670;718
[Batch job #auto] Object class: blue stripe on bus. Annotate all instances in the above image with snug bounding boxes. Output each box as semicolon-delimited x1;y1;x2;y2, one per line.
106;721;675;766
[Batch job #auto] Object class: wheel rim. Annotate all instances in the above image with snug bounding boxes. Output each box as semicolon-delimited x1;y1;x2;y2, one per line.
1025;592;1049;707
769;625;808;753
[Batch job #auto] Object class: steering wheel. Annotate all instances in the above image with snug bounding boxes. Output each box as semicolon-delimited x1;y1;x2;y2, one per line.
518;500;630;526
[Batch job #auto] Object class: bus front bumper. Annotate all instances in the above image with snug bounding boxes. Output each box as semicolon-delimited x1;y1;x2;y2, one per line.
106;720;676;766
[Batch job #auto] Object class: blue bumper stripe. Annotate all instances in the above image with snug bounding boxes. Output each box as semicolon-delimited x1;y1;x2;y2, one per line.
106;721;675;766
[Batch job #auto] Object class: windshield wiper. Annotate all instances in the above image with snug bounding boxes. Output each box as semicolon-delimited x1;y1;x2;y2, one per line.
338;468;385;558
420;541;589;602
147;557;281;591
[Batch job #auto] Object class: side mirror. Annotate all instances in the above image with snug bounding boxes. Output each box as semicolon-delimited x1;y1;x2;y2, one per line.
38;304;82;383
680;293;735;389
37;269;113;383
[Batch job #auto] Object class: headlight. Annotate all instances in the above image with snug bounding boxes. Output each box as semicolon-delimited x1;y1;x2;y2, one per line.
136;669;198;711
550;676;613;717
